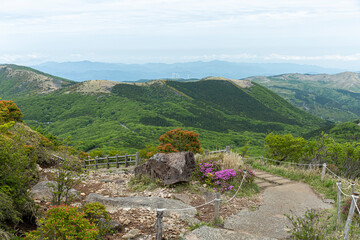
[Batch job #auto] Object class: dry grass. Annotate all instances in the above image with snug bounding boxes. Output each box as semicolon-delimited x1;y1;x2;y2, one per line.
195;152;244;170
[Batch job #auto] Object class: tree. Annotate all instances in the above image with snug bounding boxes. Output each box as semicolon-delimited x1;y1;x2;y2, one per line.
265;133;307;162
157;128;202;153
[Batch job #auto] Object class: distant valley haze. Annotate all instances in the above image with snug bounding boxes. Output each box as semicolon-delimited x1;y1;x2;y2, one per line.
31;60;347;82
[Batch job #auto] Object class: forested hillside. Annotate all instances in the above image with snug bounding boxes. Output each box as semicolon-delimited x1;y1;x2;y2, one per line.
247;72;360;122
0;64;329;154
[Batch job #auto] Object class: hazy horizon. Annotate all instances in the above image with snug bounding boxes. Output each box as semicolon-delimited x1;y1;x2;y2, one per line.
1;0;360;70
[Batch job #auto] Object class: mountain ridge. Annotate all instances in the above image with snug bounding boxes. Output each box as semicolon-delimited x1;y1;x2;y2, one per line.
0;64;327;152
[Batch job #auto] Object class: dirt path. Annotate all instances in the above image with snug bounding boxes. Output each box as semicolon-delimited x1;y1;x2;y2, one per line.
184;170;332;240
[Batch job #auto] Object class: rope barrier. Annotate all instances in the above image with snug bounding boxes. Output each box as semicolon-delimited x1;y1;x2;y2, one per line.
353;196;360;217
326;166;353;185
337;182;351;197
156;172;247;212
261;157;322;166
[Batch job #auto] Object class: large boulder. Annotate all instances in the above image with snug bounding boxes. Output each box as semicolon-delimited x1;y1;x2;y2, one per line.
134;151;196;185
30;181;80;201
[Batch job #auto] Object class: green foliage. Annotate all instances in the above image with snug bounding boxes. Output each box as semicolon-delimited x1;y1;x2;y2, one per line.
82;202;111;236
157;128;202;153
50;157;83;205
285;210;326;239
129;174;163;192
265;133;307;162
25;205;99;240
252;74;360;122
0;126;38;228
138;145;158;159
2;73;326;153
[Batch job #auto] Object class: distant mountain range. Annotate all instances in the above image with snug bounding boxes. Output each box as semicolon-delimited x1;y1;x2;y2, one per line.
0;64;327;152
31;60;345;82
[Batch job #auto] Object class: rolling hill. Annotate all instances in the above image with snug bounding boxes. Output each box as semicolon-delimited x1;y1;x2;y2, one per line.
0;64;328;153
247;72;360;122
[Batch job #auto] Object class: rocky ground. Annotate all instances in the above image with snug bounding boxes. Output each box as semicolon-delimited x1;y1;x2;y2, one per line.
34;166;262;240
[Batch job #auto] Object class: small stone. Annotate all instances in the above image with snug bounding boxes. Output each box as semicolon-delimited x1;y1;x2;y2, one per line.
123;219;130;225
115;179;125;184
100;179;113;183
122;229;140;239
324;199;335;204
203;184;207;187
81;193;86;196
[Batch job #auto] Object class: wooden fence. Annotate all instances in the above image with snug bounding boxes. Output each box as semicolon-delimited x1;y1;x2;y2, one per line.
83;152;140;169
204;146;230;155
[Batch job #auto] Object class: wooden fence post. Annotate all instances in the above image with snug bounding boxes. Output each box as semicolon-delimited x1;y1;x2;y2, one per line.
83;159;86;169
95;156;98;169
337;180;341;225
156;201;164;240
116;155;119;168
136;152;139;166
106;155;110;169
214;192;221;225
351;182;355;195
260;156;263;164
125;154;128;168
226;146;230;154
344;192;359;240
321;163;326;181
205;149;209;155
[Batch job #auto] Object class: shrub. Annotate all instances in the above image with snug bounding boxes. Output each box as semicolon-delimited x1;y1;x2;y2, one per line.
157;128;202;153
83;202;111;236
285;210;326;239
50;157;83;206
25;205;99;240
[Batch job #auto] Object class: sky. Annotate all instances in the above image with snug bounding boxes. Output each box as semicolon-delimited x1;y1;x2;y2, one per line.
0;0;360;70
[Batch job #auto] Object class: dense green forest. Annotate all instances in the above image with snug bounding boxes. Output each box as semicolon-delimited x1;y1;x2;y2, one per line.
0;64;329;154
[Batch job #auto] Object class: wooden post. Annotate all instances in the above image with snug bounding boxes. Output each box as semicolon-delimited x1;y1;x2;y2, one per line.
106;155;110;169
205;149;209;155
135;152;139;166
125;154;128;168
116;155;119;168
226;146;230;154
214;192;221;225
344;192;359;240
321;163;326;181
337;180;342;225
95;157;98;169
351;182;355;195
260;156;263;164
83;160;86;169
156;201;164;240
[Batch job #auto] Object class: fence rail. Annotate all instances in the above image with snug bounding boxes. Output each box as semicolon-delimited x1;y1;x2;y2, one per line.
83;152;140;169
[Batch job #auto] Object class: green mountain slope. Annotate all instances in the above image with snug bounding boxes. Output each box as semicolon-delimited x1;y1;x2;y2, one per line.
0;64;75;98
247;72;360;122
0;65;328;152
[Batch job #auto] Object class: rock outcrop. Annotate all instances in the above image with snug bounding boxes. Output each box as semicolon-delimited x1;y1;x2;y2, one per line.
134;151;196;185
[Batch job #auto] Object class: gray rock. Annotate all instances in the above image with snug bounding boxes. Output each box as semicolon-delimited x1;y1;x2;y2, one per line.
100;179;113;183
324;199;335;204
122;229;140;239
173;193;192;205
99;218;123;232
30;181;80;201
0;229;11;240
85;193;196;218
115;179;125;184
134;151;195;185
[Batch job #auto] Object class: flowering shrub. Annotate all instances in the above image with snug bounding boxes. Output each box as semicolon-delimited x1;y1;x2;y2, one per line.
197;159;255;192
157;128;202;153
25;205;99;240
